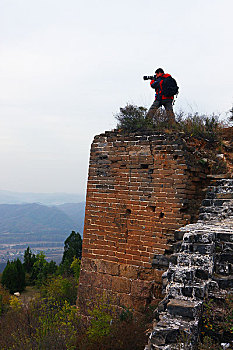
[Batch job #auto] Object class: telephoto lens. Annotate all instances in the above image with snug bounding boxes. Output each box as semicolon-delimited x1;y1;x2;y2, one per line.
143;75;154;80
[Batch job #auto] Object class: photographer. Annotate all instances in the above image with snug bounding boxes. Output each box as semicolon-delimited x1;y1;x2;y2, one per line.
144;68;178;124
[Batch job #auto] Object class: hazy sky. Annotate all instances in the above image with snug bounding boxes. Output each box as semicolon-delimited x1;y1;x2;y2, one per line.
0;0;232;196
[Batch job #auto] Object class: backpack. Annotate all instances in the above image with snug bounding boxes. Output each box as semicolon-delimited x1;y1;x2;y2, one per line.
162;76;179;97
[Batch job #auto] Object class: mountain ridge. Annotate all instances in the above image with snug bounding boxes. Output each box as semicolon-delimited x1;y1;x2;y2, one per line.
0;190;84;205
0;202;85;241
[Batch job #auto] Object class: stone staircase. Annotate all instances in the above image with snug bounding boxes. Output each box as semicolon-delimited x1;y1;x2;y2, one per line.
146;179;233;349
199;179;233;221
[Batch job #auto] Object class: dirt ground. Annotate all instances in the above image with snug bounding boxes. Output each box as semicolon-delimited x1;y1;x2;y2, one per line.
18;286;40;305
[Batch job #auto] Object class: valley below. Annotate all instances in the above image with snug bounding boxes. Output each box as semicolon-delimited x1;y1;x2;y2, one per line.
0;196;85;270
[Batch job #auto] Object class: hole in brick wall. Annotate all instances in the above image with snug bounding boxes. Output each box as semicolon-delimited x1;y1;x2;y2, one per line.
148;205;156;212
173;155;178;160
159;212;165;218
99;154;108;160
179;202;189;213
126;209;131;215
180;207;188;213
141;164;149;169
190;215;195;224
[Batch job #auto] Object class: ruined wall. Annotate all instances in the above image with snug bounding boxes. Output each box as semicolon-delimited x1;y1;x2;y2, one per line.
146;178;233;349
78;131;209;312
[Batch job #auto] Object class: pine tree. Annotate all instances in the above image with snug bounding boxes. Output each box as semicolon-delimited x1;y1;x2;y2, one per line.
60;231;82;275
23;246;36;273
62;231;82;265
1;260;25;294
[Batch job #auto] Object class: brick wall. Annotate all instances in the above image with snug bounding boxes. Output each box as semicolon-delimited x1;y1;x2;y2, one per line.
77;131;209;312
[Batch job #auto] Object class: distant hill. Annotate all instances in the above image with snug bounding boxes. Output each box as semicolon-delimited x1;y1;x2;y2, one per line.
0;203;81;244
55;202;85;234
0;263;6;273
0;190;84;205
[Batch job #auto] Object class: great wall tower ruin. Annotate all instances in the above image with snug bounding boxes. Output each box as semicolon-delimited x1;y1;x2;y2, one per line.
78;128;233;348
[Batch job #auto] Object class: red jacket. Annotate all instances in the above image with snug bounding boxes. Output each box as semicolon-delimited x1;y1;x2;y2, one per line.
150;74;174;101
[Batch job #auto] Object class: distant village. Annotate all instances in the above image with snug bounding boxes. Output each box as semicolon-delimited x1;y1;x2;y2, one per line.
0;242;64;269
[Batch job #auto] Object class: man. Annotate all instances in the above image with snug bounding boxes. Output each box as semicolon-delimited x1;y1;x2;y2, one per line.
146;68;177;123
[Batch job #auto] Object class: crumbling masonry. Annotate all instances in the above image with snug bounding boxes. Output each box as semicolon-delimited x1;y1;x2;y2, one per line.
146;179;233;349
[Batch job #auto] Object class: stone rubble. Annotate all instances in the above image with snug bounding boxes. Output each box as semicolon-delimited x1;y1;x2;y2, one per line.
146;179;233;349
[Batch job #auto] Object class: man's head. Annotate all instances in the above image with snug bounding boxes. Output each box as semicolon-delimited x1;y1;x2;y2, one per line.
155;68;164;78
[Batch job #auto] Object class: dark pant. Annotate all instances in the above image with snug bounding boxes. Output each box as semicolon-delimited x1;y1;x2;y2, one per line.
146;99;175;123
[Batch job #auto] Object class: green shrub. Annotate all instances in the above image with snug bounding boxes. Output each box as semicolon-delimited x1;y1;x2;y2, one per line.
41;275;78;305
0;284;10;315
0;296;82;350
70;257;81;281
115;104;223;145
115;104;151;132
31;252;57;287
177;112;221;142
198;336;222;350
200;294;233;346
86;294;113;341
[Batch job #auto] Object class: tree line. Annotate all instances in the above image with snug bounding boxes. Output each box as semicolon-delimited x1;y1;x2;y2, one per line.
1;230;82;294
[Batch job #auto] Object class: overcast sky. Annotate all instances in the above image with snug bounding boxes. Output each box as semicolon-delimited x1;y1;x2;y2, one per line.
0;0;232;196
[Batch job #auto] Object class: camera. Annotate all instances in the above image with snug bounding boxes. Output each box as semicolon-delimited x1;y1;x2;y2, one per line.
143;75;155;80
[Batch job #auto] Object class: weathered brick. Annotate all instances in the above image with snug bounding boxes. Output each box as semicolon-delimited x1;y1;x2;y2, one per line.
78;131;208;313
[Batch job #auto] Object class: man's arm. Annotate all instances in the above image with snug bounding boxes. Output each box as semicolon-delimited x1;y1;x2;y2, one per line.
150;78;159;90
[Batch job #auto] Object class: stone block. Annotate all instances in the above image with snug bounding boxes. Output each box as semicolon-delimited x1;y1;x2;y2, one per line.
194;233;215;244
81;257;97;273
219;253;233;264
119;293;134;309
119;264;138;279
213;275;233;289
202;199;212;207
96;259;120;276
173;268;194;283
194;285;206;299
216;193;233;199
215;261;231;275
111;276;131;294
169;254;178;265
131;279;152;298
152;254;170;269
167;299;201;319
216;232;233;242
222;242;233;252
138;267;162;282
79;270;96;287
181;286;193;297
214;199;232;206
150;327;180;346
195;268;209;280
193;243;214;255
173;241;182;253
101;274;113;290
